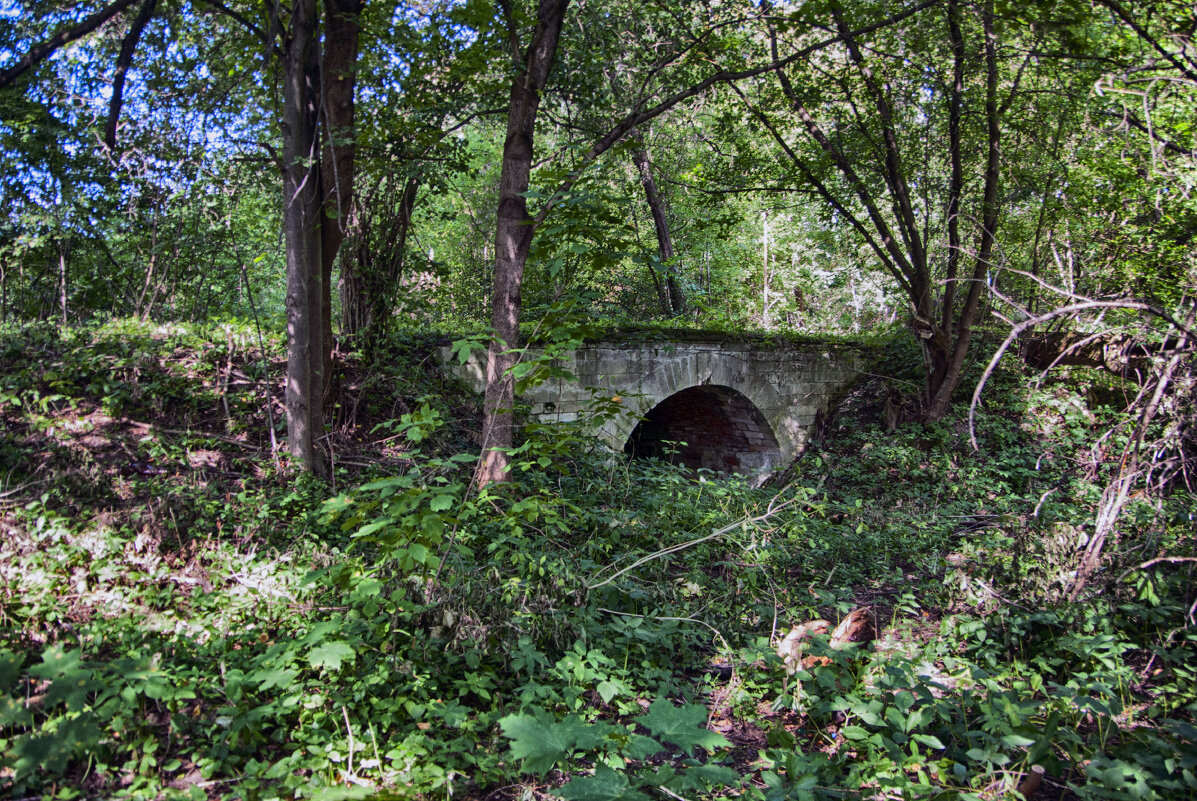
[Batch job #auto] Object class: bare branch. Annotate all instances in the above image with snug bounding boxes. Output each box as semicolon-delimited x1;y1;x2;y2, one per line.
1118;557;1197;584
968;299;1175;450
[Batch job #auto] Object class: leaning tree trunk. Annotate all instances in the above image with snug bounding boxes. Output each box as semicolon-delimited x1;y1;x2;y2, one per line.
282;0;322;472
630;129;683;316
318;0;362;399
476;0;570;488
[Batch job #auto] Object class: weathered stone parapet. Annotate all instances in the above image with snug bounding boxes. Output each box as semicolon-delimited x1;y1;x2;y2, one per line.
438;337;876;478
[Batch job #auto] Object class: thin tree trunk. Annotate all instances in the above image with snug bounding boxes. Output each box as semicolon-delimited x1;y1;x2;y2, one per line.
630;130;682;315
58;240;69;324
762;210;770;327
341;173;419;338
476;0;570;488
941;0;965;336
318;0;362;398
282;0;322;471
922;0;1001;420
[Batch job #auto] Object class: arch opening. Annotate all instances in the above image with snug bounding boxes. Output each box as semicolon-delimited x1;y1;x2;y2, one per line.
623;385;783;479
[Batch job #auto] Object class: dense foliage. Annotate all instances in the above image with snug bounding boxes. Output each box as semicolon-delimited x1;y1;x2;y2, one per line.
1;0;1195;798
0;322;1193;799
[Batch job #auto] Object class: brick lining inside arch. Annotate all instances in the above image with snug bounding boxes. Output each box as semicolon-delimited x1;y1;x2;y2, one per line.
623;385;783;477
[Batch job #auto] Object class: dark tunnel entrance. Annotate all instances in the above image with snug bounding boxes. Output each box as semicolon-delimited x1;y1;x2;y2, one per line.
623;385;783;479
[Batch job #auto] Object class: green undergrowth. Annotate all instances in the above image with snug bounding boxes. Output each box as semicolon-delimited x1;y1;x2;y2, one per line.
0;321;1194;800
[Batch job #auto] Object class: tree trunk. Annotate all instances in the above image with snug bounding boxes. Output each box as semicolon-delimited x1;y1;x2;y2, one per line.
630;130;683;316
282;0;322;471
762;209;770;327
762;0;1000;423
318;0;362;398
339;229;369;336
921;0;1001;421
57;239;69;324
476;0;570;488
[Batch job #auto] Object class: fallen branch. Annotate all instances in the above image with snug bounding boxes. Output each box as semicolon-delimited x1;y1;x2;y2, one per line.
125;420;263;450
586;491;805;590
1117;556;1197;583
968;298;1178;449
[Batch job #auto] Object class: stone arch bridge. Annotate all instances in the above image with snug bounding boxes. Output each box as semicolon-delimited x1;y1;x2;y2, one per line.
440;336;876;481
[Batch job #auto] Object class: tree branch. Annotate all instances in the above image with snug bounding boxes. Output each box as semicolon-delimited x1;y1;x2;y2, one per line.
104;0;158;149
0;0;140;90
732;82;912;296
530;0;942;228
1098;0;1197;83
968;298;1175;449
194;0;270;46
831;2;926;282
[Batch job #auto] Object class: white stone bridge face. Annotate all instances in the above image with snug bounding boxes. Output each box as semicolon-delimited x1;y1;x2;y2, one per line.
440;337;873;480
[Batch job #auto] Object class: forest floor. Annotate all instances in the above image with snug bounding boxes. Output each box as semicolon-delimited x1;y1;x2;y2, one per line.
1;319;1194;801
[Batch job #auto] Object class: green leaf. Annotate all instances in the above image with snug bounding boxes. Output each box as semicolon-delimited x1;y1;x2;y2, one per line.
28;645;83;679
1000;733;1037;748
0;651;24;688
0;694;32;727
912;734;946;750
841;725;870;741
637;698;729;755
353;517;394;538
308;641;356;672
500;711;610;774
596;678;627;704
429;494;454;512
407;542;431;565
685;763;741;787
558;763;649;801
251;666;300;691
624;734;664;761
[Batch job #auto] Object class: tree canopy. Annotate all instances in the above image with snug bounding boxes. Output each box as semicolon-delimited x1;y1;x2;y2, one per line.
0;0;1192;467
1;2;1195;798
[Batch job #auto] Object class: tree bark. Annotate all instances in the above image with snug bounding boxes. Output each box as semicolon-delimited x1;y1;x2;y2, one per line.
318;0;362;399
282;0;322;471
630;130;683;316
476;0;570;487
104;0;157;149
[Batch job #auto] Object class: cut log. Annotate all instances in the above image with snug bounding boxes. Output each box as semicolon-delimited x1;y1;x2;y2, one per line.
777;607;879;684
1016;765;1045;798
830;607;878;647
776;619;829;674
